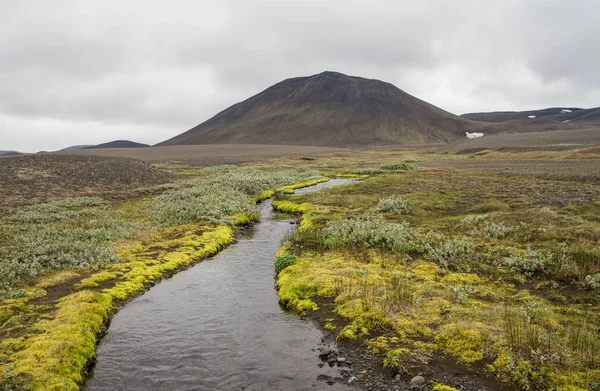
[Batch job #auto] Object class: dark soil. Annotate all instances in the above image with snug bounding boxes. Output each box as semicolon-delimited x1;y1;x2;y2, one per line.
421;158;600;183
304;297;513;391
0;154;173;216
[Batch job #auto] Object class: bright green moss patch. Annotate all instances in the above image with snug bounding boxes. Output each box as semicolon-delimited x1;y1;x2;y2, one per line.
74;272;118;289
5;290;113;390
272;200;314;214
252;189;275;202
275;177;329;195
432;384;459;391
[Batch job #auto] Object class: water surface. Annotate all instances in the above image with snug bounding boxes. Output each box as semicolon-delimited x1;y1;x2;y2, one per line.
87;179;354;391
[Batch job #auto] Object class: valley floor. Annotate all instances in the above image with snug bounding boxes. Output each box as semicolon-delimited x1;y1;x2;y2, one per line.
1;146;600;390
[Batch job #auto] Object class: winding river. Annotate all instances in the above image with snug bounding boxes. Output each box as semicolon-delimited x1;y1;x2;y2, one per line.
87;179;354;391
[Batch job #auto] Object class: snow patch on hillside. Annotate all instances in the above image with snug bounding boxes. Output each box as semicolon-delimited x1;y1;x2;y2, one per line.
466;132;484;139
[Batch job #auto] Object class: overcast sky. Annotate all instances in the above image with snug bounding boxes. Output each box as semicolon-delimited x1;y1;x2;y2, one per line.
1;0;599;152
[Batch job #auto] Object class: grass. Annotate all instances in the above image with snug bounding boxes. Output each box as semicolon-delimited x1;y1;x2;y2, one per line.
274;158;600;390
3;149;600;390
0;164;332;390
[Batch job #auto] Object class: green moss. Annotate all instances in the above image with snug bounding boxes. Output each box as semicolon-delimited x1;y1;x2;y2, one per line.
272;200;314;214
231;211;259;226
434;323;485;364
337;325;358;340
276;177;329;193
383;348;411;372
432;384;459;391
75;272;118;289
5;290;113;390
252;189;275;202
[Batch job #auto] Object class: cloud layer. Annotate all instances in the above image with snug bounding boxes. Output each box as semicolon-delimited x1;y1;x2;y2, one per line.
1;0;599;152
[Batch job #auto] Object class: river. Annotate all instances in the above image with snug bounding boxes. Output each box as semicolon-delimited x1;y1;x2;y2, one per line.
87;179;354;390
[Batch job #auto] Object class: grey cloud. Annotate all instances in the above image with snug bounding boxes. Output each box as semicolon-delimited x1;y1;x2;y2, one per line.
0;0;599;152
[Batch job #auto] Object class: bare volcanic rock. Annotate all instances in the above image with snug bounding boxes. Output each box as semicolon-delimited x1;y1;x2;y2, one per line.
159;71;478;147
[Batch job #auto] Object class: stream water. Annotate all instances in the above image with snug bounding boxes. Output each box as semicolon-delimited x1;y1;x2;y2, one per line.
87;179;355;391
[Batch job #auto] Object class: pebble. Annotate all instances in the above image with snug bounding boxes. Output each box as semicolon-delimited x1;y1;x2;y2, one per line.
395;374;401;381
347;376;358;385
337;357;346;363
410;375;426;387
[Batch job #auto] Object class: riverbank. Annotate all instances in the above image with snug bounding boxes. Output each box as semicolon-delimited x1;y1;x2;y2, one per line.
0;165;331;390
274;162;600;390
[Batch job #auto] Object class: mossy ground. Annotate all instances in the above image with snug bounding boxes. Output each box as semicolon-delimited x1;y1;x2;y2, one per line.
0;167;330;390
3;149;600;390
275;155;600;390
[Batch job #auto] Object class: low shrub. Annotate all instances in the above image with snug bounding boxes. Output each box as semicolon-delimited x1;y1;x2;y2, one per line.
147;169;323;226
377;197;413;214
583;273;600;289
274;253;297;275
349;168;385;175
422;233;474;272
322;214;417;253
500;250;554;278
380;162;418;171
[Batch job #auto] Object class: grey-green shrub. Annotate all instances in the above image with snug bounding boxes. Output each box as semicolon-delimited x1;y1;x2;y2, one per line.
147;168;323;226
422;232;474;271
349;168;385;175
461;215;524;239
499;250;554;278
0;200;146;299
377;197;413;214
322;214;417;253
380;162;418;171
8;197;108;223
583;274;600;289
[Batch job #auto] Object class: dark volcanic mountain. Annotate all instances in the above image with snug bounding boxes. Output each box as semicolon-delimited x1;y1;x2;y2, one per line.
462;107;600;124
0;150;24;157
58;145;93;151
84;140;149;149
159;71;478;147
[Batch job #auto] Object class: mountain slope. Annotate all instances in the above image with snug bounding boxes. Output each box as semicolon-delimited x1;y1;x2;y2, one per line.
84;140;149;149
159;71;478;147
462;107;600;124
0;150;24;157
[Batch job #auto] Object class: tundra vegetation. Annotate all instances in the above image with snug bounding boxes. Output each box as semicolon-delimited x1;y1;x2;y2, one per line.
273;150;600;391
0;164;326;390
2;147;600;390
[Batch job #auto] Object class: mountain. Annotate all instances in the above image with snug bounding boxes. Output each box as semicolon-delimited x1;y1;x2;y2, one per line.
462;107;600;124
0;150;24;157
58;145;94;151
159;71;479;147
84;140;149;149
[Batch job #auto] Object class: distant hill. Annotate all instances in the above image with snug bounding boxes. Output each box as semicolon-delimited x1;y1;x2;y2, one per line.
159;71;479;148
462;107;600;124
0;150;24;157
58;145;93;152
84;140;149;149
